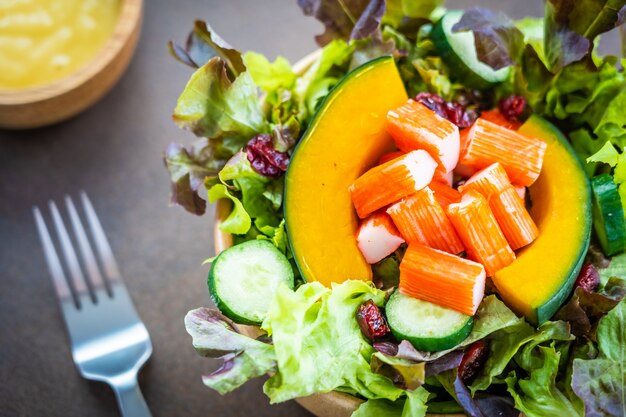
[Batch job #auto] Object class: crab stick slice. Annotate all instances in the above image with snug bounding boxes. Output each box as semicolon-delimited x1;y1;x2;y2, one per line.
446;190;515;276
458;164;538;250
480;109;521;130
433;167;453;186
515;186;526;202
349;150;438;218
428;180;461;208
387;100;460;173
490;187;539;250
399;245;486;316
356;211;405;264
458;162;511;198
379;151;405;165
460;118;547;186
387;187;464;254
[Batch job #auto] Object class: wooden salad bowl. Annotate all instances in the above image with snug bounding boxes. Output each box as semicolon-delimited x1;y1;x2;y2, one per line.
212;51;464;416
0;0;143;129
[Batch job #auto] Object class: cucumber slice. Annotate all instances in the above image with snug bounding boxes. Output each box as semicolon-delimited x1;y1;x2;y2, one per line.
591;174;626;256
208;240;294;325
386;291;473;352
432;10;511;89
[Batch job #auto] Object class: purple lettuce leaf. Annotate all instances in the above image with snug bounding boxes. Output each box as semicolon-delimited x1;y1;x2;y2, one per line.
452;7;524;70
572;300;626;417
184;308;276;394
554;278;626;339
297;0;386;46
168;21;245;77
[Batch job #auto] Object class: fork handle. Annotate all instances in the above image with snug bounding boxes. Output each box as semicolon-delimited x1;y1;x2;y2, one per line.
111;375;152;417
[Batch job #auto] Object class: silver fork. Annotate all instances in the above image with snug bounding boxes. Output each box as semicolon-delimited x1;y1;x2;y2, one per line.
33;192;153;417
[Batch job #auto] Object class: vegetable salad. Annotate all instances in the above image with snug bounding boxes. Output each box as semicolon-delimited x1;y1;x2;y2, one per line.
165;1;626;416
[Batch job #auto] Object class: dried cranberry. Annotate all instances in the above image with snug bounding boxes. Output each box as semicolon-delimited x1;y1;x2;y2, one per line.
245;134;290;178
356;300;390;341
575;263;600;293
415;93;477;128
458;341;489;383
498;96;526;121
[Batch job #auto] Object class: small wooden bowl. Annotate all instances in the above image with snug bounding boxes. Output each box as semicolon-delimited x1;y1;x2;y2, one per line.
0;0;143;130
212;51;464;417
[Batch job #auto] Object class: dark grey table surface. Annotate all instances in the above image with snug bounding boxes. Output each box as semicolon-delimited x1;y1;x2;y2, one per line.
5;0;614;416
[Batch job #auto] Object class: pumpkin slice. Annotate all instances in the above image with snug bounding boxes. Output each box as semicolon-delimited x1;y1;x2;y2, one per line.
285;57;408;286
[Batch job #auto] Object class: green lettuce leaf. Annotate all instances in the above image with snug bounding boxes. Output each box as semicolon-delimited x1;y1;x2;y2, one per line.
242;52;297;93
218;151;281;235
351;387;431;417
295;39;354;118
207;184;251;234
371;352;426;390
600;253;626;285
382;0;442;30
503;321;581;417
184;308;276;394
173;57;267;143
262;280;404;403
572;300;626;417
298;0;386;46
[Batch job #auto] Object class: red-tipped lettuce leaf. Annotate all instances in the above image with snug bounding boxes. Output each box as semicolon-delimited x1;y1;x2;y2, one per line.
184;308;276;394
297;0;386;46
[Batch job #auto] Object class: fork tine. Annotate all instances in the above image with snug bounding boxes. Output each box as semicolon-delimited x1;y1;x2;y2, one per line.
49;200;91;303
33;207;75;305
80;192;122;283
65;195;109;297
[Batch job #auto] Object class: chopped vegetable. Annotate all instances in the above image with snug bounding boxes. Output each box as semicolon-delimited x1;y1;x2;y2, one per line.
386;290;474;352
591;174;626;256
349;150;438;218
399;244;486;315
357;210;405;264
387;187;464;254
446;190;515;276
460;118;547;187
386;99;461;173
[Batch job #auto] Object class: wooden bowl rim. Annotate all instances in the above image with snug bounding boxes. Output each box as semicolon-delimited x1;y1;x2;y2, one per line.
0;0;143;105
212;50;467;417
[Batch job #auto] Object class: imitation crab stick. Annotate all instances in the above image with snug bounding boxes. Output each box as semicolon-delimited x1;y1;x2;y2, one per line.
515;186;526;202
356;210;405;264
387;100;460;173
379;151;405;165
387;187;464;254
458;162;511;198
459;163;538;250
428;180;461;208
446;190;515;276
490;187;538;250
399;245;486;316
349;150;438;218
433;167;453;186
479;109;521;130
460;118;547;186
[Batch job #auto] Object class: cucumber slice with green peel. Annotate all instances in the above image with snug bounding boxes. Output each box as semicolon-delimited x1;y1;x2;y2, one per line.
432;10;511;89
591;174;626;256
208;240;294;325
386;291;473;352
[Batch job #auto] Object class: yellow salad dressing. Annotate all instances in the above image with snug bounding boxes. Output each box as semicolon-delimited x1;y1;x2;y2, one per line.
0;0;120;90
